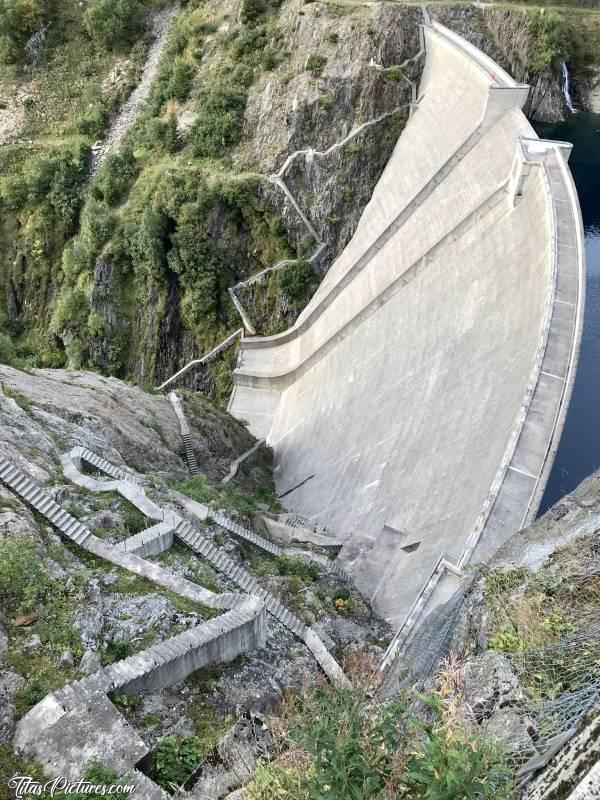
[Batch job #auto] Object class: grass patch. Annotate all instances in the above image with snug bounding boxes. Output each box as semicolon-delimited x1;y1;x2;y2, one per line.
484;533;600;700
171;472;279;519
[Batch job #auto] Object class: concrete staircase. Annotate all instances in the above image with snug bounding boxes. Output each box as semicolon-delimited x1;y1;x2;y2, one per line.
210;511;283;558
2;445;347;685
182;432;200;476
115;521;175;557
0;456;92;547
168;392;200;477
15;603;264;798
70;445;142;486
175;520;305;638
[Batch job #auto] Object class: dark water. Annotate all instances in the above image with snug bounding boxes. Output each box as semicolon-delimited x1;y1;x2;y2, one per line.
535;113;600;514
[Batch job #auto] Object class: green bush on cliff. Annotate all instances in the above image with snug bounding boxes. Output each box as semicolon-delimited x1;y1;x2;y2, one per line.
0;332;19;366
275;258;317;307
0;537;49;612
248;684;512;800
189;83;248;157
527;10;568;74
84;0;143;48
0;0;43;64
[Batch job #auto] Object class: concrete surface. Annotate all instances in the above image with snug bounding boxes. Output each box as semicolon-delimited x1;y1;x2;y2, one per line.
228;22;585;627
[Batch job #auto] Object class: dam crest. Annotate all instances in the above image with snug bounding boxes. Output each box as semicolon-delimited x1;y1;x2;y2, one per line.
228;21;586;630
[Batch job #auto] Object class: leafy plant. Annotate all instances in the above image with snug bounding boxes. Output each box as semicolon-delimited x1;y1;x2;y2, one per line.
84;0;142;48
526;10;568;74
248;683;513;799
152;735;206;790
275;258;316;307
0;536;49;612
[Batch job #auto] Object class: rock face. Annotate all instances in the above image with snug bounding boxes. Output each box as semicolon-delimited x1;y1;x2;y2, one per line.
187;717;272;799
402;467;600;764
0;365;263;481
430;5;567;122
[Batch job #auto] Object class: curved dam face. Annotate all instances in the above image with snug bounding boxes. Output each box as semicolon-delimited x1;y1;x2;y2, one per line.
229;23;585;627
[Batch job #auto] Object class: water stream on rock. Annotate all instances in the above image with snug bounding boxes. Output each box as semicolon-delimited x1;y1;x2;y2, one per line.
536;113;600;514
561;62;578;114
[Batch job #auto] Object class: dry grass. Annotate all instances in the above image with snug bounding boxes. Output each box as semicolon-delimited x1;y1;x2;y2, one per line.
485;530;600;654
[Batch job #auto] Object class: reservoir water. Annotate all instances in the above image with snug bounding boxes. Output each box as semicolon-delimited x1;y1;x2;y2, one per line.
536;113;600;513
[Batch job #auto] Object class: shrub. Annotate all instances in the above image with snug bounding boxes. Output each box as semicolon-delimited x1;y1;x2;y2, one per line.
167;56;195;100
84;0;142;48
103;640;133;664
189;83;247;158
249;686;512;800
240;0;266;25
527;11;568;74
306;52;327;75
75;105;108;138
0;332;19;366
50;288;89;335
276;258;316;305
152;735;206;790
94;148;137;206
127;207;170;282
274;555;320;582
0;32;17;64
142;115;180;153
0;0;43;63
120;501;147;534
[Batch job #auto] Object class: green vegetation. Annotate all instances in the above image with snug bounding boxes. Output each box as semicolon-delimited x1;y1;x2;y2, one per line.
0;536;85;716
0;535;50;612
247;673;512;800
0;0;295;385
273;258;318;309
0;0;159;368
306;52;327;76
83;0;145;49
106;567;218;618
171;470;280;518
0;0;44;66
526;10;569;74
484;534;600;701
0;751;119;800
152;735;206;790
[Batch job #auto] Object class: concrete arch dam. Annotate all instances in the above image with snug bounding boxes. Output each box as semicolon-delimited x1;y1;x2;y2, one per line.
228;22;586;627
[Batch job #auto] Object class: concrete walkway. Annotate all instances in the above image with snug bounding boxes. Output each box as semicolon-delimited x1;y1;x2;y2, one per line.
63;447;348;683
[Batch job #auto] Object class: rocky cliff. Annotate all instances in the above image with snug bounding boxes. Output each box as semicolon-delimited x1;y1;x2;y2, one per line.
1;1;599;389
400;467;600;794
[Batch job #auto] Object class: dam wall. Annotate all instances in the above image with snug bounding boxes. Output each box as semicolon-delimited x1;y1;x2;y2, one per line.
228;23;585;626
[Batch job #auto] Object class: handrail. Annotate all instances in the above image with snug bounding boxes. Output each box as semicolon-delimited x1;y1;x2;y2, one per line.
156;328;244;391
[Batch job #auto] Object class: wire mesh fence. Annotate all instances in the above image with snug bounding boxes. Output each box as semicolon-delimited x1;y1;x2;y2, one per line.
505;627;600;760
